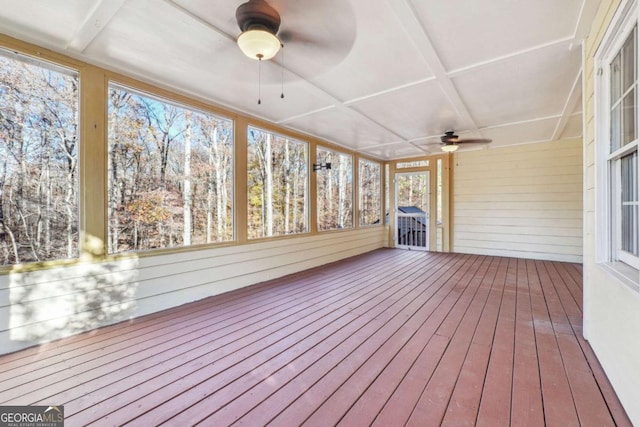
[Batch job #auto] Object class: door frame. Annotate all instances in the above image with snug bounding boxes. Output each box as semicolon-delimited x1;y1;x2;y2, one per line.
394;171;430;250
387;156;450;252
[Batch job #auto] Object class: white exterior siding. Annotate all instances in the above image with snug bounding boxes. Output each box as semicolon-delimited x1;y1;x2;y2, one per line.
584;0;640;424
453;139;583;262
0;227;385;355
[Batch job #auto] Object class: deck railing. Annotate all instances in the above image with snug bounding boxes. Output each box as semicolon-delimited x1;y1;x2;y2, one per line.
396;212;429;250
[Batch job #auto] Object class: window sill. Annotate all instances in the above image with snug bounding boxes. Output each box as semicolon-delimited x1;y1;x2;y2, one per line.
599;262;640;293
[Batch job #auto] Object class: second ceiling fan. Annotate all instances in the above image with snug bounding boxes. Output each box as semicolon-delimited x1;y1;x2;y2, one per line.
432;131;492;152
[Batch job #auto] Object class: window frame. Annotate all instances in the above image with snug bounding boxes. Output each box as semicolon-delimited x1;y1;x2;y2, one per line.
106;81;236;254
0;47;81;266
246;125;310;240
316;146;354;232
357;158;382;227
0;34;389;273
595;0;640;286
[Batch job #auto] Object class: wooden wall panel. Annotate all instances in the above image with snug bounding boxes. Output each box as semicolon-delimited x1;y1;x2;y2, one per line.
452;139;583;263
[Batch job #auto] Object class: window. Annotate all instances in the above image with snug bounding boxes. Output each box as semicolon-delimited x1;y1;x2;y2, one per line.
358;159;381;226
108;85;233;253
608;25;639;269
597;9;640;274
317;148;353;231
0;50;79;265
396;160;429;168
247;127;308;238
385;163;390;224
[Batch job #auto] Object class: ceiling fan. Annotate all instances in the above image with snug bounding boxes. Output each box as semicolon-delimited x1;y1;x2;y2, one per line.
235;0;283;60
431;131;492;153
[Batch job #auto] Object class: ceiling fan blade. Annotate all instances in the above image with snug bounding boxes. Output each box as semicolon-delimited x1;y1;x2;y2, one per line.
456;139;492;144
279;29;307;43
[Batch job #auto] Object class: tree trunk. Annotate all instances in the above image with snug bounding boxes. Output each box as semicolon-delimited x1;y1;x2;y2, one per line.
214;126;225;240
206;138;214;243
44;137;52;257
108;94;121;253
183;111;192;245
408;176;414;208
284;140;290;233
65;158;75;257
338;158;347;228
292;161;299;232
265;133;273;237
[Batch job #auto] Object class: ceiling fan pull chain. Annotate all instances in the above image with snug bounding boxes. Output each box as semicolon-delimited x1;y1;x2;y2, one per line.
258;54;262;105
281;43;285;99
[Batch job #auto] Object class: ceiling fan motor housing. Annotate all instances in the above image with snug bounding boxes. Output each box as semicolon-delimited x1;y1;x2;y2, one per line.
441;131;459;144
236;0;281;34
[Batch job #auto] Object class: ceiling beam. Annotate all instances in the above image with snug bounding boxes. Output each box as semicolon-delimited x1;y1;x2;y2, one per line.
447;36;575;78
551;69;583;140
66;0;127;52
385;0;479;133
573;0;601;40
342;76;436;106
162;0;408;149
161;0;235;42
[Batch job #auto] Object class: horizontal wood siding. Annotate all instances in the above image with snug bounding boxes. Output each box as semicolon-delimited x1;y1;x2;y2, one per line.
583;1;640;424
453;139;583;262
0;227;385;355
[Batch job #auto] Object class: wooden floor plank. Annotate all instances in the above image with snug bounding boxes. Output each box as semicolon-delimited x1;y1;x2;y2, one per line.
475;257;516;427
404;257;494;426
318;256;492;427
73;251;427;425
3;251;419;406
539;261;617;426
233;254;476;427
154;252;453;427
509;258;544;427
0;249;630;427
0;250;393;377
572;337;634;427
439;257;503;427
529;260;581;426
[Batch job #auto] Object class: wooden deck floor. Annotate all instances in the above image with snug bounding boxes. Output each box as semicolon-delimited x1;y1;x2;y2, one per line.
0;250;631;426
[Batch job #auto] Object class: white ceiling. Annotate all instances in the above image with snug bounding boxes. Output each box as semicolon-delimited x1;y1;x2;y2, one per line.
0;0;599;160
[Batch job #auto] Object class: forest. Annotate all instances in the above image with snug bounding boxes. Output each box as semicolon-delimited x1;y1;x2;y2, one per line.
247;127;308;238
359;159;382;226
108;86;234;253
317;148;353;230
0;51;382;265
0;52;78;265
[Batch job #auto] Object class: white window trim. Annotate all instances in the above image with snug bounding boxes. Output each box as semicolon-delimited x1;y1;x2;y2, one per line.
594;0;640;287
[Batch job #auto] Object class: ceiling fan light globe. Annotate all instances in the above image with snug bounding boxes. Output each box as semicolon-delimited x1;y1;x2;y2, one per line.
238;29;281;60
441;144;459;153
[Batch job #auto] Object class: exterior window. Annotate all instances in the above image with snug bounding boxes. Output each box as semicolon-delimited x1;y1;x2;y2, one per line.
108;85;234;253
607;26;639;269
247;127;308;239
358;159;381;226
317;147;353;231
0;50;79;265
385;164;390;224
616;151;639;264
